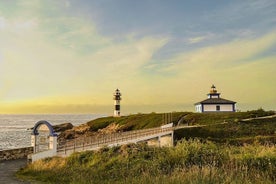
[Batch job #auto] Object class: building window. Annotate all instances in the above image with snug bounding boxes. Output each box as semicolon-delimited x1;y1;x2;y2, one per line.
216;105;220;111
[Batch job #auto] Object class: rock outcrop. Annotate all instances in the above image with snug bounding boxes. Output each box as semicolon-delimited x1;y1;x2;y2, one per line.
58;122;123;142
98;123;121;135
53;123;73;132
58;123;95;142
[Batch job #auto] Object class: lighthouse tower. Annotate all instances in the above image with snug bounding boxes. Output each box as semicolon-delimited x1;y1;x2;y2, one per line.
113;89;122;117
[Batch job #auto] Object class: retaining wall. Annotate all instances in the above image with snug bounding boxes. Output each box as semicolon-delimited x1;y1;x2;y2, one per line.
0;147;33;161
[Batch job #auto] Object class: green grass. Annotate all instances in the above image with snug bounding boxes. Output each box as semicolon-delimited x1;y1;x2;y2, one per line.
86;112;189;132
175;116;276;145
17;109;276;183
181;108;275;125
17;139;276;183
86;108;275;133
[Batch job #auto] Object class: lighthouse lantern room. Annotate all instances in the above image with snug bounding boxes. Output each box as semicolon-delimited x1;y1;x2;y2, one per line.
113;89;122;117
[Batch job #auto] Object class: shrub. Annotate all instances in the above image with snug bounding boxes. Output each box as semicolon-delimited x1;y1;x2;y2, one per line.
18;139;276;183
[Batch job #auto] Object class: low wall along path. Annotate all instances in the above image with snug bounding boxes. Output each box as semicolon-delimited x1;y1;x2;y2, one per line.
0;147;33;161
0;148;32;184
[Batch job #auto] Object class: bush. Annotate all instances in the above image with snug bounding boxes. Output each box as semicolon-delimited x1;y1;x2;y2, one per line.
17;139;276;183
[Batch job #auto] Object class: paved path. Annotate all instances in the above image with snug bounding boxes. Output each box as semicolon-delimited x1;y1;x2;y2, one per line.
242;114;276;121
0;159;30;184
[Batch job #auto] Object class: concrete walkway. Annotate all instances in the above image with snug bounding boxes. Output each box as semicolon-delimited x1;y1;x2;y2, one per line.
242;114;276;121
0;159;30;184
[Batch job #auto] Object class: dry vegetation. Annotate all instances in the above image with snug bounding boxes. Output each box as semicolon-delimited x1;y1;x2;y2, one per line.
17;140;276;183
17;109;276;183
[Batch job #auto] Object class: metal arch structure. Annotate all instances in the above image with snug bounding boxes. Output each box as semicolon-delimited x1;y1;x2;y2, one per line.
31;120;58;162
32;120;57;136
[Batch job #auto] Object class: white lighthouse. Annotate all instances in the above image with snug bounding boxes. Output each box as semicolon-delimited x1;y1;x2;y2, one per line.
113;89;122;117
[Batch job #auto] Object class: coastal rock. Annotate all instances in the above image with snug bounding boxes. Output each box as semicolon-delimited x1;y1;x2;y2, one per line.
73;124;90;134
58;124;92;141
98;123;121;134
53;123;73;132
58;122;123;142
62;130;75;139
28;122;74;132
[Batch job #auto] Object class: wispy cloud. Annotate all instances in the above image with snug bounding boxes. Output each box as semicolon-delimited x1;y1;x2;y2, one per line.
159;31;276;74
0;0;275;113
144;31;276;106
0;1;169;107
187;36;206;44
0;16;38;32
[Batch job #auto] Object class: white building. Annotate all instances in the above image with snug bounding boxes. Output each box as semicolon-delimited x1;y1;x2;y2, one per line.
195;85;236;113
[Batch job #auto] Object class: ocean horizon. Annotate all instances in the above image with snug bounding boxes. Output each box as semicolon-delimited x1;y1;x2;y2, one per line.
0;114;105;150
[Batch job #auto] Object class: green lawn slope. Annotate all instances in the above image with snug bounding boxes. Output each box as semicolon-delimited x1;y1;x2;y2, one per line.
85;108;274;133
86;112;189;132
173;108;276;145
17;109;276;183
175;115;276;145
181;108;275;125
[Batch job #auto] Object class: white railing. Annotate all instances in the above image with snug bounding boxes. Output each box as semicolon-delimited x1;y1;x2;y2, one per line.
57;126;175;156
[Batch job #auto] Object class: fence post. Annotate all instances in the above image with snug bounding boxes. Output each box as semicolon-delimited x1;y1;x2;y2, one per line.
65;142;66;155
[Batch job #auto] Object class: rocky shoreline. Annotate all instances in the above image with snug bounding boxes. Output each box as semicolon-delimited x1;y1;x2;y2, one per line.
55;122;122;143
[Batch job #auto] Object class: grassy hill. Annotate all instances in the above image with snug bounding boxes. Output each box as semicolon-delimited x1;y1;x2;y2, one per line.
174;109;276;145
59;109;275;142
86;112;189;132
175;116;276;145
180;109;275;125
58;112;189;140
86;108;274;131
17;109;276;183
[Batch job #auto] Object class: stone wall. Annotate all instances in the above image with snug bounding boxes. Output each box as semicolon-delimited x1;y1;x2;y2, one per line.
146;134;174;147
0;147;33;161
159;134;174;147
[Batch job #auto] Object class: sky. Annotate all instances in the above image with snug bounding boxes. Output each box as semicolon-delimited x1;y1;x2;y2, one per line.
0;0;275;114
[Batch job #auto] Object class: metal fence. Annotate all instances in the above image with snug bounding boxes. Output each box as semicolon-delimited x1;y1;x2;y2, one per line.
57;126;175;156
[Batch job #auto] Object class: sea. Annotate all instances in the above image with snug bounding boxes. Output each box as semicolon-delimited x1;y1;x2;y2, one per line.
0;114;105;150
